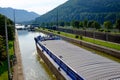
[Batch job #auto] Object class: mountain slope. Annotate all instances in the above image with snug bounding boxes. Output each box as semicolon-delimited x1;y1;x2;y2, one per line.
0;7;40;23
35;0;120;24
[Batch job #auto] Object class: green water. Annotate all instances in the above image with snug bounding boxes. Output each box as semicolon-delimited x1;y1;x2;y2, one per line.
18;30;56;80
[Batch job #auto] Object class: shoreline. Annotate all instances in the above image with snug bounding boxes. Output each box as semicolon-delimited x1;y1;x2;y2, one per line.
12;30;24;80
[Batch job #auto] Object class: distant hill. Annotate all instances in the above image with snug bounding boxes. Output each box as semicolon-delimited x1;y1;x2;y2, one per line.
35;0;120;24
0;7;40;23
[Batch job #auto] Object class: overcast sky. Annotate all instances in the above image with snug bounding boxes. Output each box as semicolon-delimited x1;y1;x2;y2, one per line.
0;0;68;15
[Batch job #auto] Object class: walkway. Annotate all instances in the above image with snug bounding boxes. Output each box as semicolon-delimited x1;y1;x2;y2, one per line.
12;30;24;80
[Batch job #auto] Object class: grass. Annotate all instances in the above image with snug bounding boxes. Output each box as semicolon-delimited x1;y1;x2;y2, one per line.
0;71;8;80
38;28;120;51
83;37;120;50
38;28;120;62
9;41;14;59
0;60;8;80
0;41;14;80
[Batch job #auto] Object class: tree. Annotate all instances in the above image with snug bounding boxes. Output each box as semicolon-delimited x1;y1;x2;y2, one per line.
103;21;112;41
0;14;5;36
40;22;45;27
0;14;14;40
79;21;83;28
115;19;120;32
83;19;88;29
71;20;80;28
59;21;65;27
0;35;6;61
87;21;94;28
65;22;70;26
92;21;101;29
49;22;54;27
8;25;14;40
103;21;113;30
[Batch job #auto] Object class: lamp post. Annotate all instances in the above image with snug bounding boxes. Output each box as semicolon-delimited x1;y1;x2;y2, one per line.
56;8;58;28
14;9;16;33
5;17;12;80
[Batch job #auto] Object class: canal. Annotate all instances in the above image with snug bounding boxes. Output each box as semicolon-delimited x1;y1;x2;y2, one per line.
17;30;55;80
17;29;120;80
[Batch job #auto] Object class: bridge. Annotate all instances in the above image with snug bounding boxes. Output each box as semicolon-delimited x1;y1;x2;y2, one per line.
34;35;120;80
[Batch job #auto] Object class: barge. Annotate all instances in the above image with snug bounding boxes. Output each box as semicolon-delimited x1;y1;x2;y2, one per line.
34;35;120;80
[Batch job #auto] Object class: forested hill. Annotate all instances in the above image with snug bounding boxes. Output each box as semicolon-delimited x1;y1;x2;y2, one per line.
0;7;40;23
34;0;120;24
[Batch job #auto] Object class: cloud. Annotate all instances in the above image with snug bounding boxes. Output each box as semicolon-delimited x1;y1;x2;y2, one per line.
0;0;68;14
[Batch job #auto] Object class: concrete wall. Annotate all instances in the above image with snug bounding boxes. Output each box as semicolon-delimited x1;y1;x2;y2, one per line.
57;27;120;43
36;44;66;80
61;36;120;59
38;30;120;59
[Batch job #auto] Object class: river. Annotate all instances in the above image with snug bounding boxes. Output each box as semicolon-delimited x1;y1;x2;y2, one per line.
17;30;55;80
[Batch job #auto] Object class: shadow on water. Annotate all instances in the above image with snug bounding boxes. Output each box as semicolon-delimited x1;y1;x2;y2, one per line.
35;52;56;80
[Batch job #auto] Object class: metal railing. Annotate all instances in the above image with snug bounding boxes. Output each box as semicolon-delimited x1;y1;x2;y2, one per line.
34;36;84;80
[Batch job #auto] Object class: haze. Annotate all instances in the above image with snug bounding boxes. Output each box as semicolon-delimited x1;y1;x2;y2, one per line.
0;0;68;15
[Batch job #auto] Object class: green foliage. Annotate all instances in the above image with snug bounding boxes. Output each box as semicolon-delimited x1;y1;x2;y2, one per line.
98;29;104;32
88;21;94;28
0;14;14;40
0;35;6;62
0;71;8;80
33;0;120;24
0;41;14;79
41;28;120;51
92;21;101;29
59;21;65;27
83;19;88;28
8;25;14;40
75;35;79;38
41;22;45;27
72;21;80;28
79;22;83;28
65;22;70;26
103;21;113;29
115;19;120;31
80;35;83;40
49;22;54;27
57;31;61;34
0;60;8;75
0;14;14;79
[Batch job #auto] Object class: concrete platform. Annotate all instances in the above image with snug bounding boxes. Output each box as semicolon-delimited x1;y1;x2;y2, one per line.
36;37;120;80
13;30;24;80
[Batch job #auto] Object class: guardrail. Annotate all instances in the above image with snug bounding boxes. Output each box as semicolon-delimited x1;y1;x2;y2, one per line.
34;36;84;80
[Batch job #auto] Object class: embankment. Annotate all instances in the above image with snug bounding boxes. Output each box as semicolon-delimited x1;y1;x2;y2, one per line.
13;30;24;80
38;29;120;59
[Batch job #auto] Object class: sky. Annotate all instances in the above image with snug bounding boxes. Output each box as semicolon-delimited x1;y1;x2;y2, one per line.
0;0;68;15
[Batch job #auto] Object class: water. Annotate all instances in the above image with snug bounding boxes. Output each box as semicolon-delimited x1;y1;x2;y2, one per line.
17;30;54;80
17;30;120;80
